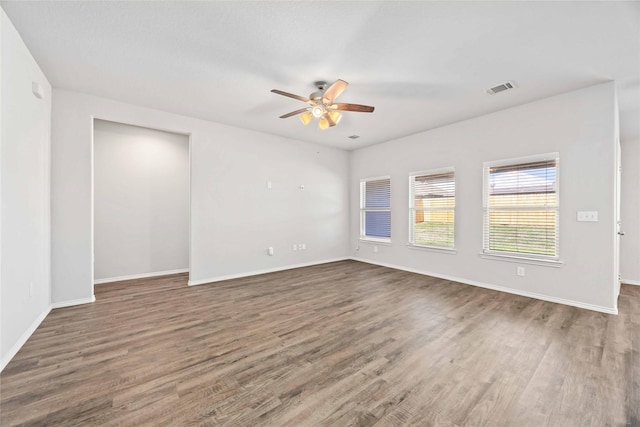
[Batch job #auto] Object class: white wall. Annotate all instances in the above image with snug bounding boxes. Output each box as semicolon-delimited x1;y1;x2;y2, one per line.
51;89;350;303
1;9;52;370
350;82;618;313
620;138;640;284
93;120;189;281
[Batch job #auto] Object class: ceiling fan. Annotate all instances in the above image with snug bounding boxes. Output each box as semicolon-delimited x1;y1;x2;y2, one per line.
271;79;375;130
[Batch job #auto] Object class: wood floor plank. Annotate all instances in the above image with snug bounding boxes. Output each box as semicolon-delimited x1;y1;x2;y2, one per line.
1;260;638;426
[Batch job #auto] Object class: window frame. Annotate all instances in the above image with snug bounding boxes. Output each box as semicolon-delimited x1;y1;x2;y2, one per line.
408;167;456;251
482;153;560;263
359;176;392;243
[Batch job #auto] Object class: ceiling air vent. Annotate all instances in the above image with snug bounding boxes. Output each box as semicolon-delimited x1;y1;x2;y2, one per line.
486;81;516;95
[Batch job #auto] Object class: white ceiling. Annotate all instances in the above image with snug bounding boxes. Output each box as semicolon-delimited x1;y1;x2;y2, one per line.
2;1;639;150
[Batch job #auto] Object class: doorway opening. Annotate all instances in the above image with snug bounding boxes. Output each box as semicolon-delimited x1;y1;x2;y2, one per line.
92;119;190;288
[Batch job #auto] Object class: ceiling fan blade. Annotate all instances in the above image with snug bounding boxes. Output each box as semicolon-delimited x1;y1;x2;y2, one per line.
333;103;375;113
322;79;348;103
271;89;310;103
279;108;309;119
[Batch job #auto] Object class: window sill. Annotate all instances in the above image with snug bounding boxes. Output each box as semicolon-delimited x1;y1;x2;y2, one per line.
359;238;392;246
479;252;563;267
407;244;457;255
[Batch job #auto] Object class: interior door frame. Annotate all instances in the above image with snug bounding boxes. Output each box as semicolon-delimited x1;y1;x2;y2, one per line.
614;137;622;300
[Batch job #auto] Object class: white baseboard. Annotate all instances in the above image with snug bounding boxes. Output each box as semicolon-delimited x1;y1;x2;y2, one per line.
1;307;51;372
350;257;618;315
2;295;97;372
51;295;96;309
621;278;640;286
94;268;189;285
188;258;349;286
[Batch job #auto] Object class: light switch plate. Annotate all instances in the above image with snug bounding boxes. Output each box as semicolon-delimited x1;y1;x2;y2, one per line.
577;211;598;222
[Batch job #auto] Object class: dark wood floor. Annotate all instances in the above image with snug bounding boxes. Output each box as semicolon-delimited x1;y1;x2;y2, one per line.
1;260;638;426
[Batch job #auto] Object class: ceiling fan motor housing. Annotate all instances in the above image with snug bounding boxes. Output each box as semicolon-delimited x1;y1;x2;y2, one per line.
309;81;328;100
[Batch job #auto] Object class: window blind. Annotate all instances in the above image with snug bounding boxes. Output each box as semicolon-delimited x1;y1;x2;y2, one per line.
409;170;455;248
483;157;559;258
360;177;391;239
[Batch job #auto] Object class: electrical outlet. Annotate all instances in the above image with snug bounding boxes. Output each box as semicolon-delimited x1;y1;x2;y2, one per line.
517;267;525;277
300;243;306;250
268;247;274;256
293;244;297;251
373;246;378;253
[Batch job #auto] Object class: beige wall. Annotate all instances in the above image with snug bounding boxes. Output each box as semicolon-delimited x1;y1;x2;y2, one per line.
1;10;52;370
351;82;618;313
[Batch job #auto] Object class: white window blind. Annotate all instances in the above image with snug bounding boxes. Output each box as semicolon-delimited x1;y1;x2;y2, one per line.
360;177;391;241
409;169;455;248
483;155;559;259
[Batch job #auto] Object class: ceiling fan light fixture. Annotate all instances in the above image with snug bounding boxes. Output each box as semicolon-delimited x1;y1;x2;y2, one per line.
318;117;330;130
271;79;375;130
312;105;325;118
299;111;313;125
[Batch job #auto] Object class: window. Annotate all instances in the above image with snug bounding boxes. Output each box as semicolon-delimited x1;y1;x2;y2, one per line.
360;177;391;242
409;168;455;248
483;154;559;260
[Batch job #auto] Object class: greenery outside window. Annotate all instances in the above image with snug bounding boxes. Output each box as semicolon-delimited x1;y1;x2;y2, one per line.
483;153;559;260
409;168;455;249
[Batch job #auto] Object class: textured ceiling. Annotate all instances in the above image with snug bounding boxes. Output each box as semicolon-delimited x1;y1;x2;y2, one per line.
2;1;639;150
